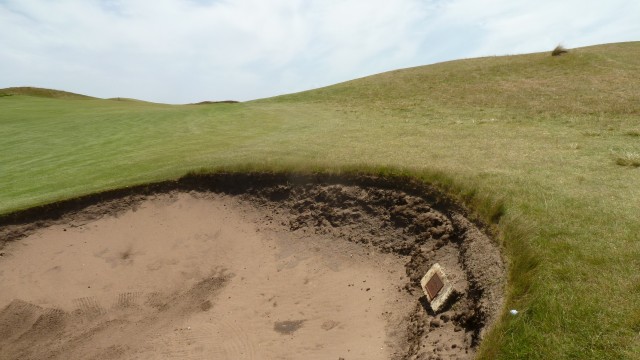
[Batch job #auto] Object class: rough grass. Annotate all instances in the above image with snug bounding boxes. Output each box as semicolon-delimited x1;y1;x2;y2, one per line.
615;151;640;167
1;41;640;359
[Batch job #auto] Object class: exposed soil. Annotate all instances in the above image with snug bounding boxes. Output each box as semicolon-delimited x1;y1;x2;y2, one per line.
0;173;505;360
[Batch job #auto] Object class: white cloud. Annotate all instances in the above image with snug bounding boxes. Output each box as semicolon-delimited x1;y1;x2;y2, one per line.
0;0;638;103
434;0;640;56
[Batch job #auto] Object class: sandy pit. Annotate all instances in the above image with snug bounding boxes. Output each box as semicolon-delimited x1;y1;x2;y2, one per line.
0;174;505;359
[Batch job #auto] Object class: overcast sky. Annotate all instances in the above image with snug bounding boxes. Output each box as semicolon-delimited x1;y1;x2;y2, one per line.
1;0;639;103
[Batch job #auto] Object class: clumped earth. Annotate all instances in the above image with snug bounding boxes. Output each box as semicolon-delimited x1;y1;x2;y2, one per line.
0;173;505;359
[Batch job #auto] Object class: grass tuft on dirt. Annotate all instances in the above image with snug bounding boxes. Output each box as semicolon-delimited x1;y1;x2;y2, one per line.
1;41;640;359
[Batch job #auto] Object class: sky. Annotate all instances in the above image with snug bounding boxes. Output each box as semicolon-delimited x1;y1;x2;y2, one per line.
1;0;639;104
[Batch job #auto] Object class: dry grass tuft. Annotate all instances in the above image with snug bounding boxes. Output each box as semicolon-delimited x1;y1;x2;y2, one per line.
615;151;640;167
551;45;569;56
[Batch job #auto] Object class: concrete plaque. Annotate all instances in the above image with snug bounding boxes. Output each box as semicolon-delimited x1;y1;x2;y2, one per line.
425;272;444;299
420;263;454;313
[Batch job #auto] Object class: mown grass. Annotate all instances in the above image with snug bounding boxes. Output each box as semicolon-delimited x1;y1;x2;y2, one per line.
1;42;640;359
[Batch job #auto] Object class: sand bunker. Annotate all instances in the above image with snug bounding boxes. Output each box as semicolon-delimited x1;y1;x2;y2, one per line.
0;174;505;359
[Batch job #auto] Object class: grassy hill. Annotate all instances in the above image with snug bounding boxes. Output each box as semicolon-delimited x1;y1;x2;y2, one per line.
274;42;639;116
1;42;639;359
0;86;95;99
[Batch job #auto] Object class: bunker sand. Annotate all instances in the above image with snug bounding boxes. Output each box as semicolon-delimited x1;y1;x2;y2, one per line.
0;176;505;359
0;193;413;359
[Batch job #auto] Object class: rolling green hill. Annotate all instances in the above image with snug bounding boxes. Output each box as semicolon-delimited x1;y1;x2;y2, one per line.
1;42;639;359
0;86;95;99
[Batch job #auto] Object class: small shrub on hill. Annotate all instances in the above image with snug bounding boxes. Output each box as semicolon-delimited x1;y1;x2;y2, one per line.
552;45;569;56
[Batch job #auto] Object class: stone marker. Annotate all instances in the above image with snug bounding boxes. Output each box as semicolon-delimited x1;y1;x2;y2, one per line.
420;263;454;312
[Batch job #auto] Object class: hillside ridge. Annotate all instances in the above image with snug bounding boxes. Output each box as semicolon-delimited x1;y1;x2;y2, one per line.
0;86;95;99
2;41;638;109
271;41;640;117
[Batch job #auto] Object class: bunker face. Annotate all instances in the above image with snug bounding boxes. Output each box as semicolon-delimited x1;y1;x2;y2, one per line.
0;175;505;359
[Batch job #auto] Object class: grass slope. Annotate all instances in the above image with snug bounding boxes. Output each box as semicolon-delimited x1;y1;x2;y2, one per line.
1;42;640;359
0;86;95;99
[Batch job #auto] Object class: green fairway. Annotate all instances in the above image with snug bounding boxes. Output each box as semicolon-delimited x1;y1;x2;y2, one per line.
1;42;639;359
